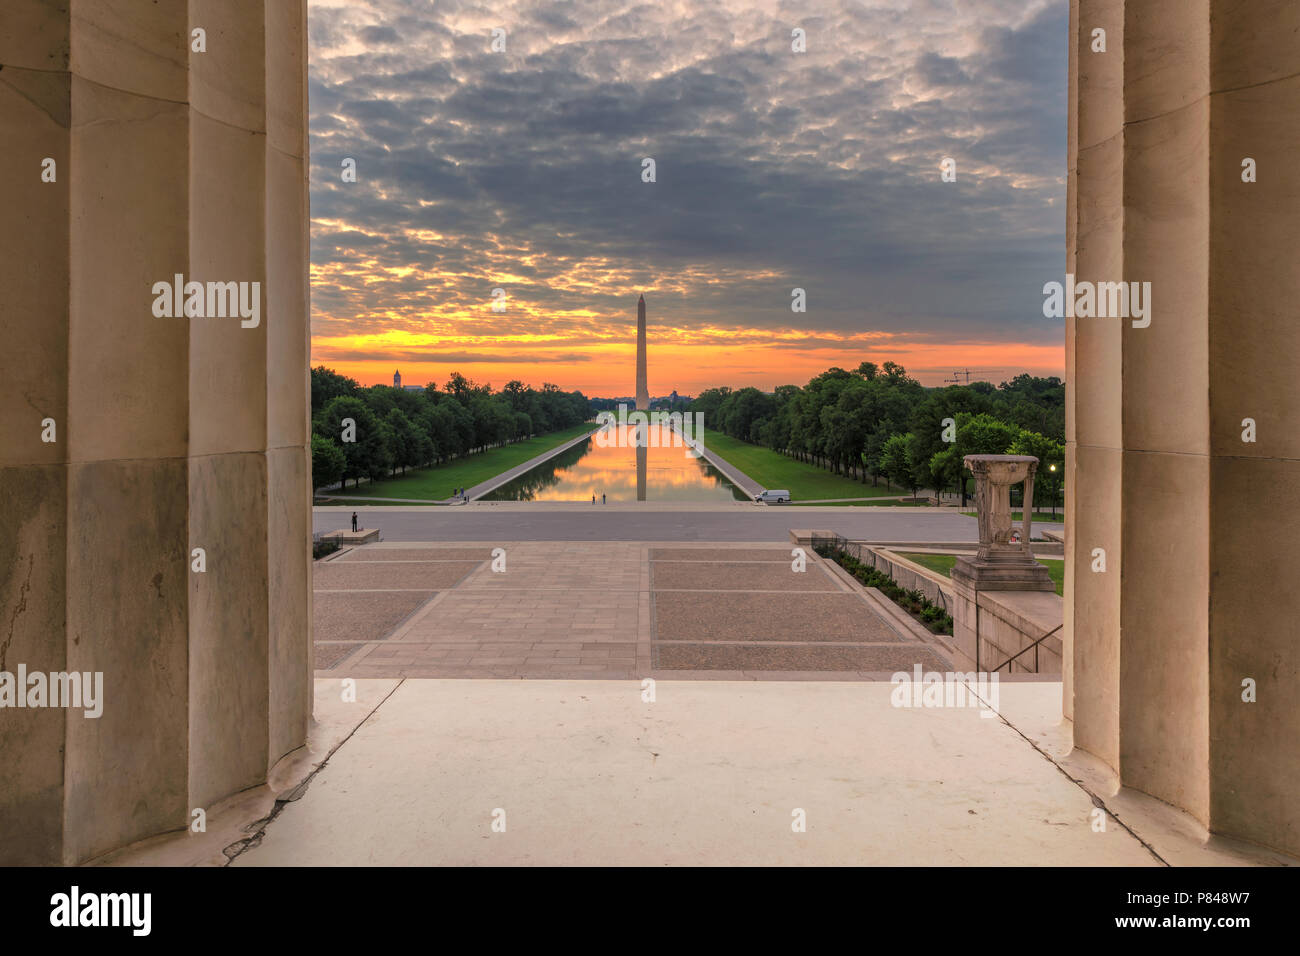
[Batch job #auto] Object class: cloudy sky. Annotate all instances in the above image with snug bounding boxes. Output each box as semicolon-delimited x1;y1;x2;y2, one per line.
307;0;1067;395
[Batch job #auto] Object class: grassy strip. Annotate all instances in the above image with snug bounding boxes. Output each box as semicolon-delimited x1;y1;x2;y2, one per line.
790;499;934;507
958;511;1064;523
317;423;594;501
897;551;1065;597
702;432;899;500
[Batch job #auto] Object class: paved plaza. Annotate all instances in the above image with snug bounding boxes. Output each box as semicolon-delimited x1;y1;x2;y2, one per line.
103;526;1289;868
313;541;953;680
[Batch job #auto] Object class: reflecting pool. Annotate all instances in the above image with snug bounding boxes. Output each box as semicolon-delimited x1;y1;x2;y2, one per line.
482;423;747;502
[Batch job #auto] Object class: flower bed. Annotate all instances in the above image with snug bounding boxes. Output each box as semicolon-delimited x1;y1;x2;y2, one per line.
815;544;954;636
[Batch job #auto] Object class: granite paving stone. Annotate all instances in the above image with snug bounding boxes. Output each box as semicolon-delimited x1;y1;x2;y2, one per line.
312;541;951;679
336;547;492;562
312;590;435;644
314;642;367;669
651;561;840;592
654;643;951;672
314;561;482;590
650;548;813;563
652;592;905;643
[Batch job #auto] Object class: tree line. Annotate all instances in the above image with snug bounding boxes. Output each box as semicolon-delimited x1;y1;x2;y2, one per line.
691;362;1066;508
310;367;590;491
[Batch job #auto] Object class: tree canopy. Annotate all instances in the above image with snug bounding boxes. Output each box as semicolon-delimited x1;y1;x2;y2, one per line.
689;362;1065;504
309;369;589;491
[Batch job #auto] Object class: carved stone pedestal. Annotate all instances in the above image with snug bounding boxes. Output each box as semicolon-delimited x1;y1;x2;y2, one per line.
952;455;1054;592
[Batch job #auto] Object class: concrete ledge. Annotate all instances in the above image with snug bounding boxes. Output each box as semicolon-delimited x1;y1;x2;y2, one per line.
667;424;765;499
804;540;960;613
322;528;381;545
467;427;599;500
878;540;1062;556
828;538;1063;556
789;529;837;547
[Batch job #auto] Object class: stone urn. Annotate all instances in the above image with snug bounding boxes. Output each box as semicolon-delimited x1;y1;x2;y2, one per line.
951;455;1055;591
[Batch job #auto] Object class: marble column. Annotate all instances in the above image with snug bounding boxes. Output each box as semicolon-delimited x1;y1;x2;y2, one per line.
0;0;312;865
1066;0;1300;856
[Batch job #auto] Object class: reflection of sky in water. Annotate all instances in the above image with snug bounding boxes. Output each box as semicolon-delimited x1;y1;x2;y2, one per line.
484;424;747;502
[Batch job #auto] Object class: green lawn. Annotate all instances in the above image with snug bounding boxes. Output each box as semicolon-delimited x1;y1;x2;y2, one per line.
960;511;1064;523
790;499;934;507
897;551;1065;597
701;432;900;501
318;423;595;502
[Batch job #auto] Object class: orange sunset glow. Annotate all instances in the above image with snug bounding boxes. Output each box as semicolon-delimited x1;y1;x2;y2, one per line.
310;312;1065;394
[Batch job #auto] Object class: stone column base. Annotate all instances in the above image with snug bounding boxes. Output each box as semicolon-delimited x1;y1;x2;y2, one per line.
952;553;1056;591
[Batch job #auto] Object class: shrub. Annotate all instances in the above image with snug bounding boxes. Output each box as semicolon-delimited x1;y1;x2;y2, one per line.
823;546;958;637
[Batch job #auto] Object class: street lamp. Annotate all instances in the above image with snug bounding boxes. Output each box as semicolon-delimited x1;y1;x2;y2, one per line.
1049;463;1057;518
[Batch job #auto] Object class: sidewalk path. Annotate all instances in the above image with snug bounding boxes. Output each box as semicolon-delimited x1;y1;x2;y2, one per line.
679;430;764;498
465;428;598;501
796;495;921;504
312;507;982;542
311;541;943;681
315;494;454;504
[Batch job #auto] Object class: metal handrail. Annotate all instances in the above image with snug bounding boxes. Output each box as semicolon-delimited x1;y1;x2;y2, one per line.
989;623;1064;674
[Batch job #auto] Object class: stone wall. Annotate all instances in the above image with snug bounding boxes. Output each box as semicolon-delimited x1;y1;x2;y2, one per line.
861;549;956;615
948;585;1064;677
873;548;1064;676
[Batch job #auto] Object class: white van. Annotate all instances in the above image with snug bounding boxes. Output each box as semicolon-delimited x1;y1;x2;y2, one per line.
755;489;791;504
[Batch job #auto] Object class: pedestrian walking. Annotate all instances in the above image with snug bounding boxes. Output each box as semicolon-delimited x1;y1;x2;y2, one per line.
602;493;606;504
351;511;358;532
592;493;596;504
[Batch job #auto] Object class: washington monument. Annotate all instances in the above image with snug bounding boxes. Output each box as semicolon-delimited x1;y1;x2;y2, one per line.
636;294;649;411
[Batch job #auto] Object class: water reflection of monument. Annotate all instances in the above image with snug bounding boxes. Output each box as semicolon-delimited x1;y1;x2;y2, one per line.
636;294;648;500
637;444;647;500
478;422;745;502
481;294;746;502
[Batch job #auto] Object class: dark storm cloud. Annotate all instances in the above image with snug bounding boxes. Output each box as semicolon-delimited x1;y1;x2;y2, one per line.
308;0;1067;347
357;25;401;45
914;51;970;86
